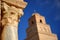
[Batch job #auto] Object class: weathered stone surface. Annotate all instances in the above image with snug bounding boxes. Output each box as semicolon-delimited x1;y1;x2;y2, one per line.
1;0;27;40
1;25;18;40
2;3;23;26
26;13;58;40
2;0;27;8
0;0;1;40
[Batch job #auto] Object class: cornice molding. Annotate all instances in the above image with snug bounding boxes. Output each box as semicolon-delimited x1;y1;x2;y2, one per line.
2;0;27;9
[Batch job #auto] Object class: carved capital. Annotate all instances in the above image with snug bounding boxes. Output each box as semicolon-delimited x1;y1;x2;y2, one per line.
2;3;24;27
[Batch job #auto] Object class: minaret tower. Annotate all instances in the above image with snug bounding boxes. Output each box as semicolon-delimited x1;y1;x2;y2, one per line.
26;13;58;40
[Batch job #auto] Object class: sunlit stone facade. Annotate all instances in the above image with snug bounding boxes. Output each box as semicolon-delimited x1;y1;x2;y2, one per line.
26;13;58;40
0;0;27;40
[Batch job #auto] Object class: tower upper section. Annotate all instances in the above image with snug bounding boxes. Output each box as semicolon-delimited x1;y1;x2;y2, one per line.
28;12;52;34
28;13;46;27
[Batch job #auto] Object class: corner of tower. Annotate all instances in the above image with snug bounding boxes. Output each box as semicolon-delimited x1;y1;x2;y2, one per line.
32;12;46;24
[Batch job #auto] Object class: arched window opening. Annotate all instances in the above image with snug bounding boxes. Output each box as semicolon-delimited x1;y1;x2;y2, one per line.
40;20;42;23
31;21;34;24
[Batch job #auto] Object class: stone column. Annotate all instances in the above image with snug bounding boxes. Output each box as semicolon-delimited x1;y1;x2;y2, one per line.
0;0;1;40
1;0;27;40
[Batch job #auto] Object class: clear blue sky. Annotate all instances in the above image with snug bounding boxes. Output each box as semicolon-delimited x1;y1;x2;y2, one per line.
18;0;60;40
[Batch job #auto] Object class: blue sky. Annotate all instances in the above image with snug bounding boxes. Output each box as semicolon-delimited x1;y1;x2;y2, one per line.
18;0;60;40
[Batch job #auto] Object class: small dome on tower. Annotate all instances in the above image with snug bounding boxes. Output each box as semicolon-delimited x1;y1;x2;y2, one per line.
32;12;41;16
32;10;41;16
